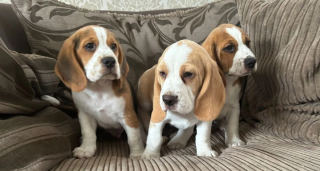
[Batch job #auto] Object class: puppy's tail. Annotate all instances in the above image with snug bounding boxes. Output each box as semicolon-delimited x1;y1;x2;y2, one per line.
41;95;60;107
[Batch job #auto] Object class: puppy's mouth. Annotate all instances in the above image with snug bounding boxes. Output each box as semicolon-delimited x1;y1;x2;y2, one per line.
101;68;120;80
163;105;177;112
227;68;254;77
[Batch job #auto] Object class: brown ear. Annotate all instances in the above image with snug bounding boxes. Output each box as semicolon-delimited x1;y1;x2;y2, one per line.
202;36;217;62
194;59;226;121
202;36;226;86
55;36;87;92
150;65;166;123
113;45;128;90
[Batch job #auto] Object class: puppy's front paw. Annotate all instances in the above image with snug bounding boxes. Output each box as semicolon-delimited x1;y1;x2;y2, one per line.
129;151;144;159
167;141;186;150
197;150;218;157
227;140;245;147
73;145;96;158
140;151;160;159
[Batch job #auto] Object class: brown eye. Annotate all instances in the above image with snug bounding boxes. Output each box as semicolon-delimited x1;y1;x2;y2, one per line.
223;44;235;53
183;72;193;78
160;71;166;78
110;43;117;51
85;43;95;51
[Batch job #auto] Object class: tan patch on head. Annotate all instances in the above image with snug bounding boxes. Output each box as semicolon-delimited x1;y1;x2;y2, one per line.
201;24;251;73
74;26;100;66
55;25;100;92
106;30;124;65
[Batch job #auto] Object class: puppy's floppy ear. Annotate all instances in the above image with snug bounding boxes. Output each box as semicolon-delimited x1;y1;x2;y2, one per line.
150;65;166;123
202;36;226;86
194;59;225;121
113;45;128;90
202;35;218;62
55;35;87;92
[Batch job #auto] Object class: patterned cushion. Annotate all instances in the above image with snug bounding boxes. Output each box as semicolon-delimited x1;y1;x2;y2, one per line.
237;0;320;144
11;0;239;90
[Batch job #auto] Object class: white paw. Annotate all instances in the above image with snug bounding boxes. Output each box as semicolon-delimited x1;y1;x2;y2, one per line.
227;140;245;147
73;145;96;158
167;141;186;150
197;150;219;157
140;151;160;159
129;151;144;159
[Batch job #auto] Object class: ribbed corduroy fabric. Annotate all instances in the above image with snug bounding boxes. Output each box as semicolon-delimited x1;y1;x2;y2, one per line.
52;122;320;171
238;0;320;144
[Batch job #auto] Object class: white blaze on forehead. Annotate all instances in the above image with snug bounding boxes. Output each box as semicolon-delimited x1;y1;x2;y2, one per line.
225;27;254;57
163;42;193;73
226;27;243;46
92;26;108;48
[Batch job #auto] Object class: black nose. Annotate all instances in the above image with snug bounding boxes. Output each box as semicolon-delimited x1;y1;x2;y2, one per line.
162;95;178;106
101;57;115;69
244;57;256;69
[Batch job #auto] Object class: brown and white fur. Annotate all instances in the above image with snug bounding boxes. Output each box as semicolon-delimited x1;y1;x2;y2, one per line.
137;24;257;155
201;24;257;147
53;25;144;158
139;40;226;159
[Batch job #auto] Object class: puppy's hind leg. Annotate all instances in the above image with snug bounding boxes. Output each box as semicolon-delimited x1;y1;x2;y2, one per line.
137;106;151;143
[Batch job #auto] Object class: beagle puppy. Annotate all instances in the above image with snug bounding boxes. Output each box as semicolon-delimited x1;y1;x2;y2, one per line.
54;25;144;158
138;40;226;159
201;24;257;147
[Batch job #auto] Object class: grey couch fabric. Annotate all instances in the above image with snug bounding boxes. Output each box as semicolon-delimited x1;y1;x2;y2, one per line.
52;122;320;171
1;0;320;170
0;39;81;171
0;3;31;53
237;0;320;145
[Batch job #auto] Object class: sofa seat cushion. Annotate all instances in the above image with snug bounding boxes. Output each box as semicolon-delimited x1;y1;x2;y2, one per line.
52;122;320;171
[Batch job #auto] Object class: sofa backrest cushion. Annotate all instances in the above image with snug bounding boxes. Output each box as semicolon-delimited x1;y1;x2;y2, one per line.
0;3;31;53
11;0;240;90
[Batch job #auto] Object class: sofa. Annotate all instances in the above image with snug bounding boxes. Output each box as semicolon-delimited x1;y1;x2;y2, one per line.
0;0;320;170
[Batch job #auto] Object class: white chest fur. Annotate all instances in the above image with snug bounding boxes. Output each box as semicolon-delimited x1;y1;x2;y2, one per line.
165;110;199;129
225;75;241;105
217;75;241;119
72;81;124;129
